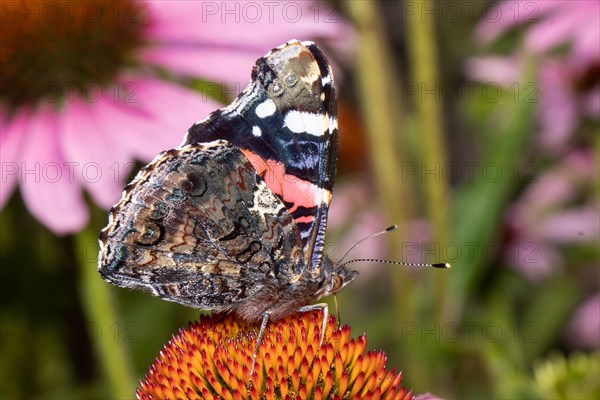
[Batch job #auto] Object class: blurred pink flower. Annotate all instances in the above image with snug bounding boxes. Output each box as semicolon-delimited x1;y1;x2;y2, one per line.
504;150;599;280
466;1;599;282
476;0;599;62
0;0;353;234
565;292;600;349
467;0;599;153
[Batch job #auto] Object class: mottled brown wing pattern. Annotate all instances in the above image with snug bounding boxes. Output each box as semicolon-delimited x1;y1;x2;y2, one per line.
98;140;304;311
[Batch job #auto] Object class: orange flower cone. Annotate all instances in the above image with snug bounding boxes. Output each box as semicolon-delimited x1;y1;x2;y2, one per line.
137;310;413;400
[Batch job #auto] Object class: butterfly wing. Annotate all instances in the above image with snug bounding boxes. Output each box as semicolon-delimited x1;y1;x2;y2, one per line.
185;40;337;274
98;140;304;311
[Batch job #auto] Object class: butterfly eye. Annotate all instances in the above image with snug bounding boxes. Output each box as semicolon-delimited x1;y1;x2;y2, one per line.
271;80;284;96
331;274;344;293
284;74;298;87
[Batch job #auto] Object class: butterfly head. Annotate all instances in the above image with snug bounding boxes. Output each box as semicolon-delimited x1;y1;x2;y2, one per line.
330;264;359;295
316;256;359;298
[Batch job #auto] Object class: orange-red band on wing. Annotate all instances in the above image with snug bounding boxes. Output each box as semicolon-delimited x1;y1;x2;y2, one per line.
241;149;320;215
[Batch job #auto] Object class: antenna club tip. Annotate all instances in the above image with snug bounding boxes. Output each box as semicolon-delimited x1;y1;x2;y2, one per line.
433;263;452;269
386;225;398;232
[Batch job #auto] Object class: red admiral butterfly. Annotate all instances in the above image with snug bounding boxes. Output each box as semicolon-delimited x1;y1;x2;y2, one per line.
99;40;451;376
99;40;354;369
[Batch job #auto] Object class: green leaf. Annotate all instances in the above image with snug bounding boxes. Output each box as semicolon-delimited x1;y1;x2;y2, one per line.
450;61;537;311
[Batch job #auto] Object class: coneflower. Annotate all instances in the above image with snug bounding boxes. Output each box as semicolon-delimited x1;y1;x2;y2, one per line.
138;311;413;400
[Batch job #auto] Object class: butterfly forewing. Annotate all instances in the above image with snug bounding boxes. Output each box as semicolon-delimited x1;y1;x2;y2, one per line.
185;40;337;274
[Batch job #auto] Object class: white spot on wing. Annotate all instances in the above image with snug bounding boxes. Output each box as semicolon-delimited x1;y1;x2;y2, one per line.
284;111;325;137
255;99;276;118
252;126;262;137
329;116;337;132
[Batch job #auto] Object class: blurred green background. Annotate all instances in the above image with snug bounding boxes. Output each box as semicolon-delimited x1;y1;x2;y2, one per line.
1;1;598;398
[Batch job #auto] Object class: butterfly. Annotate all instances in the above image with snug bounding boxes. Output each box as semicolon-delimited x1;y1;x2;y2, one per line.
98;40;357;366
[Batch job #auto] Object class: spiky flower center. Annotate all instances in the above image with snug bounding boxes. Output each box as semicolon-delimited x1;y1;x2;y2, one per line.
0;0;149;110
137;312;413;399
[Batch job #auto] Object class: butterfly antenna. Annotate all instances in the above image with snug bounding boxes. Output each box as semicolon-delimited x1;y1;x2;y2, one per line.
338;258;451;269
337;225;399;265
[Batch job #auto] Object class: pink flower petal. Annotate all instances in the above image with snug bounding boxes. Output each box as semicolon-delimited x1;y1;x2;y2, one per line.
327;183;370;228
464;56;522;86
138;46;257;85
581;85;600;120
563;149;596;181
538;206;600;243
507;148;596;239
19;106;89;234
140;0;353;84
475;1;565;44
566;293;600;349
59;99;132;209
571;15;600;65
90;99;166;161
0;108;29;208
57;78;223;209
141;40;350;91
537;61;577;151
120;76;223;139
526;172;573;206
505;238;561;282
144;1;348;46
524;3;590;53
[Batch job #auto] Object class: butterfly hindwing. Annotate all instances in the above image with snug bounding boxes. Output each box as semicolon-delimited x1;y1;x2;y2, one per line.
99;140;304;311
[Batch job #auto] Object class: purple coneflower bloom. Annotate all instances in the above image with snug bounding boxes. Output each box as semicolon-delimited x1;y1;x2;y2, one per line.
504;150;599;280
0;0;352;234
465;1;599;282
467;0;599;152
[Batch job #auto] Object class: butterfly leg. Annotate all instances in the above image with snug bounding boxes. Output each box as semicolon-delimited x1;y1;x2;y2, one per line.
297;303;329;345
250;311;270;380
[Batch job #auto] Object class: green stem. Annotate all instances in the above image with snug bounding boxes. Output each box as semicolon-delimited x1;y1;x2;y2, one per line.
406;0;451;321
344;0;429;389
343;1;415;225
76;228;136;398
343;1;416;309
